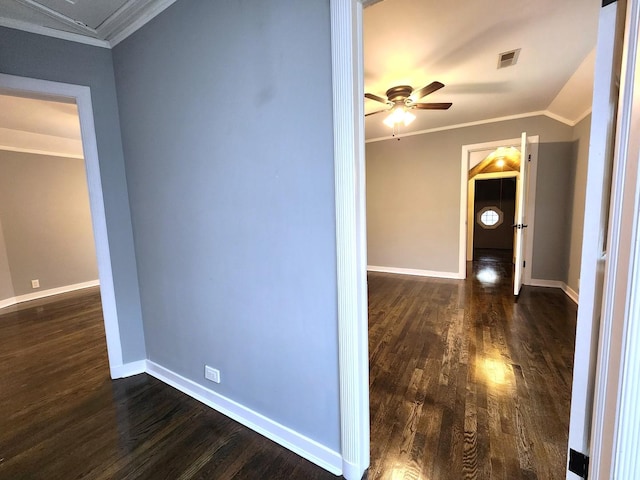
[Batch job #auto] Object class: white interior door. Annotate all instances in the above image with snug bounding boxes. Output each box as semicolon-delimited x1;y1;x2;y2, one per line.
566;1;625;478
513;132;528;296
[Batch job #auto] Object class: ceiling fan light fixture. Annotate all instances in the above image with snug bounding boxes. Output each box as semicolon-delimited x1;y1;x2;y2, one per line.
383;106;404;127
383;106;415;127
403;111;416;126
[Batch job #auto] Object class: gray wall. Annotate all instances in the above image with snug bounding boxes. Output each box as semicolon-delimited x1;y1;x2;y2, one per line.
567;114;592;292
113;0;340;450
366;115;574;275
0;151;97;297
0;219;14;301
0;27;145;362
530;141;576;281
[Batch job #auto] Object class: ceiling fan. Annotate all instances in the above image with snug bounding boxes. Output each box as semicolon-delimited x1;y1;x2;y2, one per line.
365;81;452;127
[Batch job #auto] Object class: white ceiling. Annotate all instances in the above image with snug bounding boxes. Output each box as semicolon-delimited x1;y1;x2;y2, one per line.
364;0;601;140
0;0;602;147
0;94;83;158
0;0;174;46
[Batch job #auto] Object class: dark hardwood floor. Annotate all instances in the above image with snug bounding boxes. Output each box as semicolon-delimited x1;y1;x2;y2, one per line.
368;249;577;480
1;251;577;479
0;288;336;480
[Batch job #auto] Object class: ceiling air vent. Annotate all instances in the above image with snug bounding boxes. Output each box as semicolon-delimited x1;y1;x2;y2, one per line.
497;49;521;69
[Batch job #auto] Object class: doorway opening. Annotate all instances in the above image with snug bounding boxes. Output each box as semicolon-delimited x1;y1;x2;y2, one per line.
0;73;123;376
460;136;539;287
470;176;517;278
0;90;110;374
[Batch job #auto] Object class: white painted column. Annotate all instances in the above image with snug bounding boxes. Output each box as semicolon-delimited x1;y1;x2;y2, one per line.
330;1;370;479
589;0;640;477
611;2;640;476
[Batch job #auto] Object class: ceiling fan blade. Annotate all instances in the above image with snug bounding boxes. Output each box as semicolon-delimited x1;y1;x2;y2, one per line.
365;108;391;117
365;93;389;104
413;102;452;110
411;81;445;100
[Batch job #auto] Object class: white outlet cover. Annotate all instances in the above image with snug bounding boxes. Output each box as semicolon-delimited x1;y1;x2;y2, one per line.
31;279;40;288
204;365;221;383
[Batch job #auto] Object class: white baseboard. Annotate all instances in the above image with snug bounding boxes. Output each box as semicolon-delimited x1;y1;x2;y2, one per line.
528;278;564;289
342;459;361;480
368;265;464;279
0;280;100;310
562;284;579;304
110;360;146;379
0;297;16;309
528;278;579;304
145;361;342;476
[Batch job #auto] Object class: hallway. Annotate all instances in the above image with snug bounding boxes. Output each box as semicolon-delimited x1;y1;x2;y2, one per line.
368;250;577;479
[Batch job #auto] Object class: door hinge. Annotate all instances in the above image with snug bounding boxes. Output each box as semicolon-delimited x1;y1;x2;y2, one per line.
528;153;531;161
523;260;526;268
568;449;589;479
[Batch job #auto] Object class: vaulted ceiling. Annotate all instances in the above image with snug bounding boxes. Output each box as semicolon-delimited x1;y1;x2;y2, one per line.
363;0;601;140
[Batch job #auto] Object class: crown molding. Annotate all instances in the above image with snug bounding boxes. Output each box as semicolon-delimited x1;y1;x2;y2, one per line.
13;0;98;37
365;110;585;143
0;0;180;48
0;17;110;48
107;0;178;46
574;107;593;125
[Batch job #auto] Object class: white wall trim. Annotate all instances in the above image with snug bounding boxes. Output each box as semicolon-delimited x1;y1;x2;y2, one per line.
0;73;124;378
460;136;539;281
368;265;464;280
543;110;580;127
613;147;640;478
330;1;370;479
523;137;540;287
110;359;146;379
0;0;179;49
107;0;179;47
0;280;99;309
575;107;593;126
0;297;16;309
567;3;623;475
591;0;640;477
563;284;579;305
528;278;565;289
0;18;110;48
145;361;342;476
528;278;579;304
366;110;573;144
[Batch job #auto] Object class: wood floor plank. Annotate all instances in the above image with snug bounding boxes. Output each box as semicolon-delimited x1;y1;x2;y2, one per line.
368;249;577;480
0;288;335;480
1;248;577;479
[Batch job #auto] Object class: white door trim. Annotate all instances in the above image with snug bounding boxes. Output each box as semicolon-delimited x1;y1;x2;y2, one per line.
460;136;539;281
330;1;370;479
589;0;640;477
333;0;640;478
467;171;519;262
0;73;124;375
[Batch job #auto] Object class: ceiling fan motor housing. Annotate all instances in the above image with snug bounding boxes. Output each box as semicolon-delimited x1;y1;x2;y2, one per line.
385;85;413;104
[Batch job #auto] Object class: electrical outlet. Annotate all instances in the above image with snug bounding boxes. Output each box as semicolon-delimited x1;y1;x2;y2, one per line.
204;365;221;384
31;279;40;289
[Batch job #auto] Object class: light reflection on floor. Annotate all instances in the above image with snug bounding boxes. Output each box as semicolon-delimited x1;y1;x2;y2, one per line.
476;267;499;284
481;357;511;386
